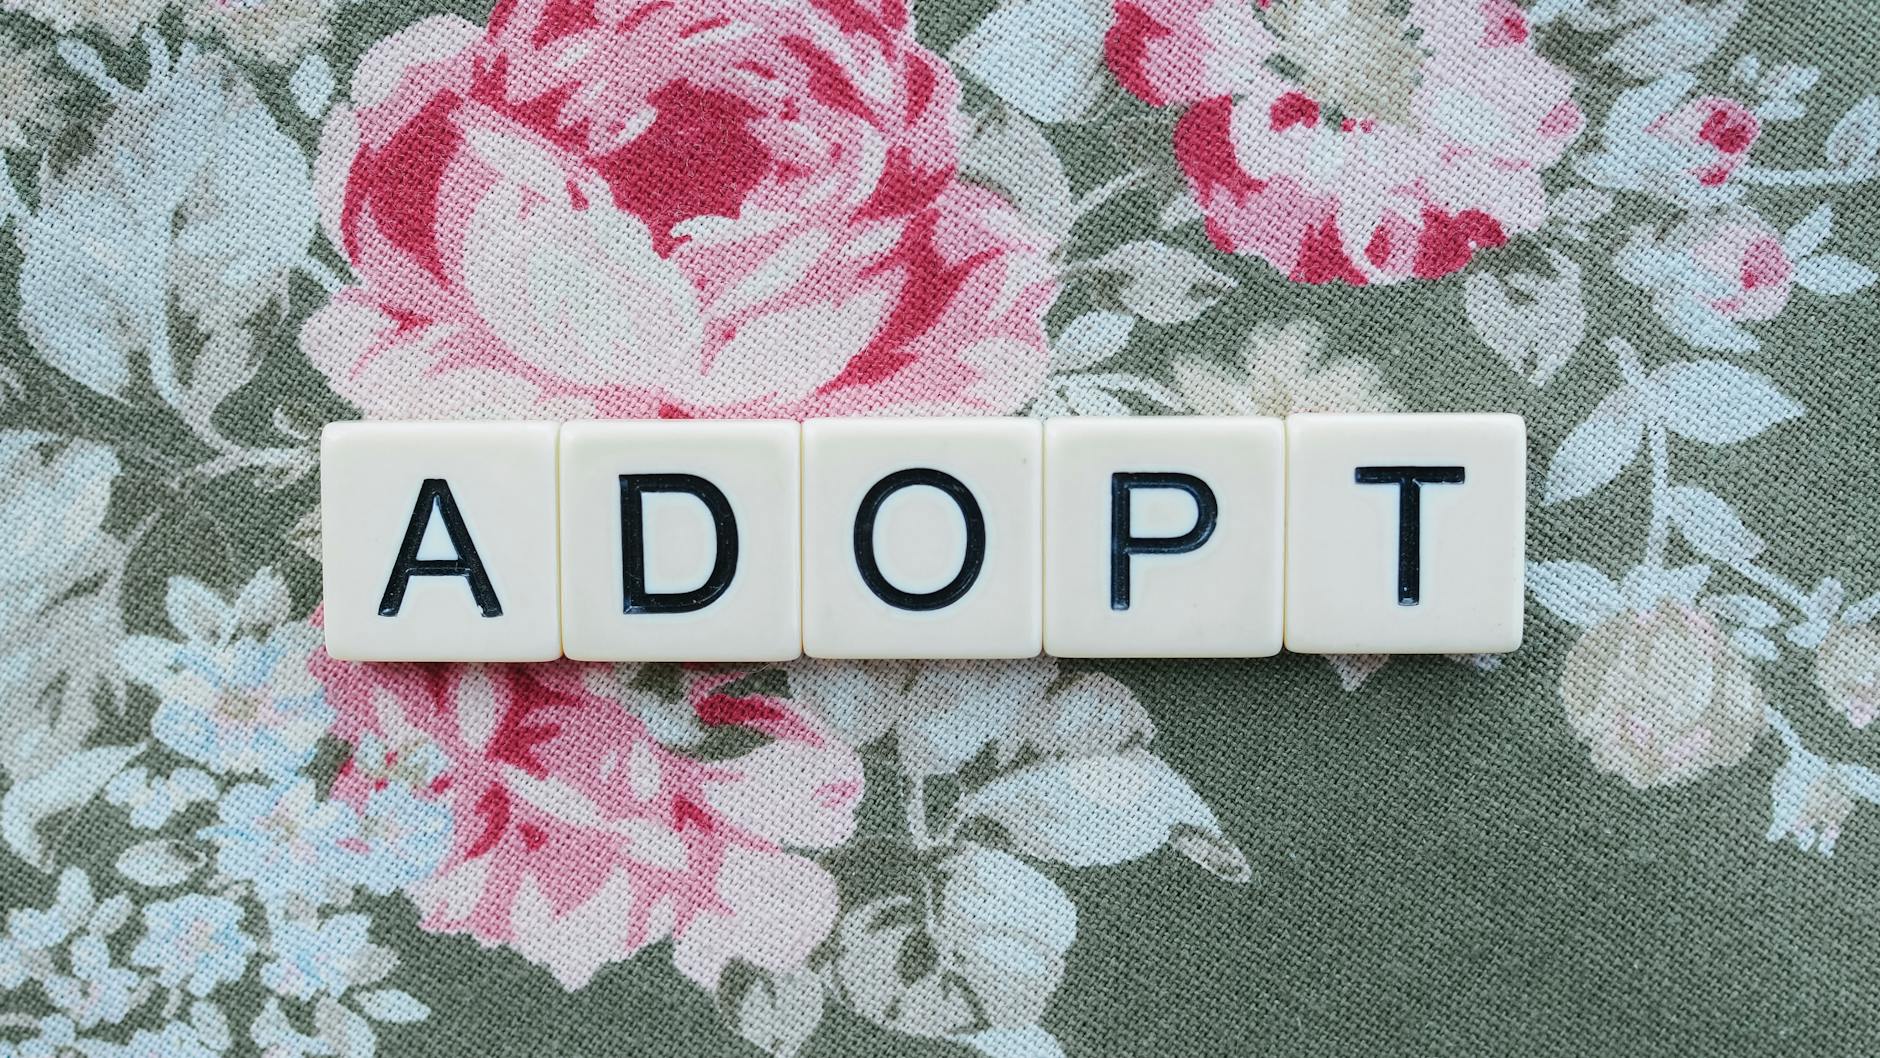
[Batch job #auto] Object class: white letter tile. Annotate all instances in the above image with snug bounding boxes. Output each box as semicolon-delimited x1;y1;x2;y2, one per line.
1284;413;1526;654
802;418;1041;659
559;420;800;662
1044;417;1284;657
321;421;561;662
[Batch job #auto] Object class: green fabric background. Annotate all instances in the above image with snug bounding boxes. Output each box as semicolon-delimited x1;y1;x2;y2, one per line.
3;0;1878;1054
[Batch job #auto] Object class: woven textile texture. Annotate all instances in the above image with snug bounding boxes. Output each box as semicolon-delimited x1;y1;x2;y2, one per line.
3;0;1879;1054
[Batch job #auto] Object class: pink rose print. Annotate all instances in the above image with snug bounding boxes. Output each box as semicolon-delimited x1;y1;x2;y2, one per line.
1105;0;1583;284
1687;213;1792;322
303;0;1055;419
1646;95;1760;189
310;655;861;990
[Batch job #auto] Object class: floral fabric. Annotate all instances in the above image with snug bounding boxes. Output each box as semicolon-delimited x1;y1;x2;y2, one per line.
1;1;1878;1056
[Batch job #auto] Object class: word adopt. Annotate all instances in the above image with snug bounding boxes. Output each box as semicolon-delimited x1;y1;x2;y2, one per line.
319;414;1526;662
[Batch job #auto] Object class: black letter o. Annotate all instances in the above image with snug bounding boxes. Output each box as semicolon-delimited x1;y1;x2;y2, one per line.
853;468;986;611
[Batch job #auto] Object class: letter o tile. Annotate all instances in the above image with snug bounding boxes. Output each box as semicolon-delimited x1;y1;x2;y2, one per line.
802;418;1042;659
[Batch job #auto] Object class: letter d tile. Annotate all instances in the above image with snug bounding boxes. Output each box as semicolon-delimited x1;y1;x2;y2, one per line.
559;420;801;662
321;421;562;662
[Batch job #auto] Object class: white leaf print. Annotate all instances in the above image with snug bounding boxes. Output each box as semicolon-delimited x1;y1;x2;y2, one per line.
315;995;378;1058
190;1000;231;1051
1622;563;1712;610
958;1027;1068;1058
357;990;431;1024
166;576;236;646
1017;672;1155;760
1084;241;1236;325
1168;826;1253;884
234;568;292;629
1667;485;1765;561
89;893;133;936
1782;203;1832;260
16;185;153;399
1788;619;1832;649
1036;371;1183;418
1793;254;1878;295
1462;250;1585;386
1070;372;1181;408
1841;765;1880;806
1656;289;1759;353
1708;594;1781;628
832;847;1075;1036
1824;95;1880;170
1774;578;1834;653
289;54;335;118
56;39;124;98
1651;361;1801;444
1843;592;1880;626
1526;561;1627;626
17;44;314;407
1731;628;1779;660
1787;577;1848;649
1029;386;1072;417
1;743;144;868
897;661;1057;778
1549;188;1615;224
1543;391;1644;504
930;848;1075;1026
1051;311;1135;372
1758;64;1820;98
1326;654;1389;692
1597;0;1745;79
1158;190;1205;230
958;749;1223;868
961;106;1076;240
116;838;205;887
950;0;1111;124
719;967;822;1058
1755;98;1804;122
1063;378;1131;416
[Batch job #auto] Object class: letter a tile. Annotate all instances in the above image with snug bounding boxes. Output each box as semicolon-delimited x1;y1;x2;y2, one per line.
321;422;561;662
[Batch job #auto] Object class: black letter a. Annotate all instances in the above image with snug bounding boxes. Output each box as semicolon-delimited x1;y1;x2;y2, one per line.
378;479;503;618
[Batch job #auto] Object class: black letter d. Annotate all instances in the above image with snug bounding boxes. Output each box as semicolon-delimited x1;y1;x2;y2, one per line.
621;474;738;614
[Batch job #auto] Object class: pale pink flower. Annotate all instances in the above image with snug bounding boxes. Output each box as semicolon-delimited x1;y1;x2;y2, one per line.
1105;0;1582;284
310;655;861;991
1815;626;1880;730
303;0;1055;420
1765;729;1880;860
1686;214;1793;322
1577;77;1762;207
1560;605;1764;789
1645;95;1760;190
1620;205;1797;345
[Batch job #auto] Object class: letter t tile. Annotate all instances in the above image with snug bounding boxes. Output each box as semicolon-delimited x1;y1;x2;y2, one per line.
1284;413;1526;654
